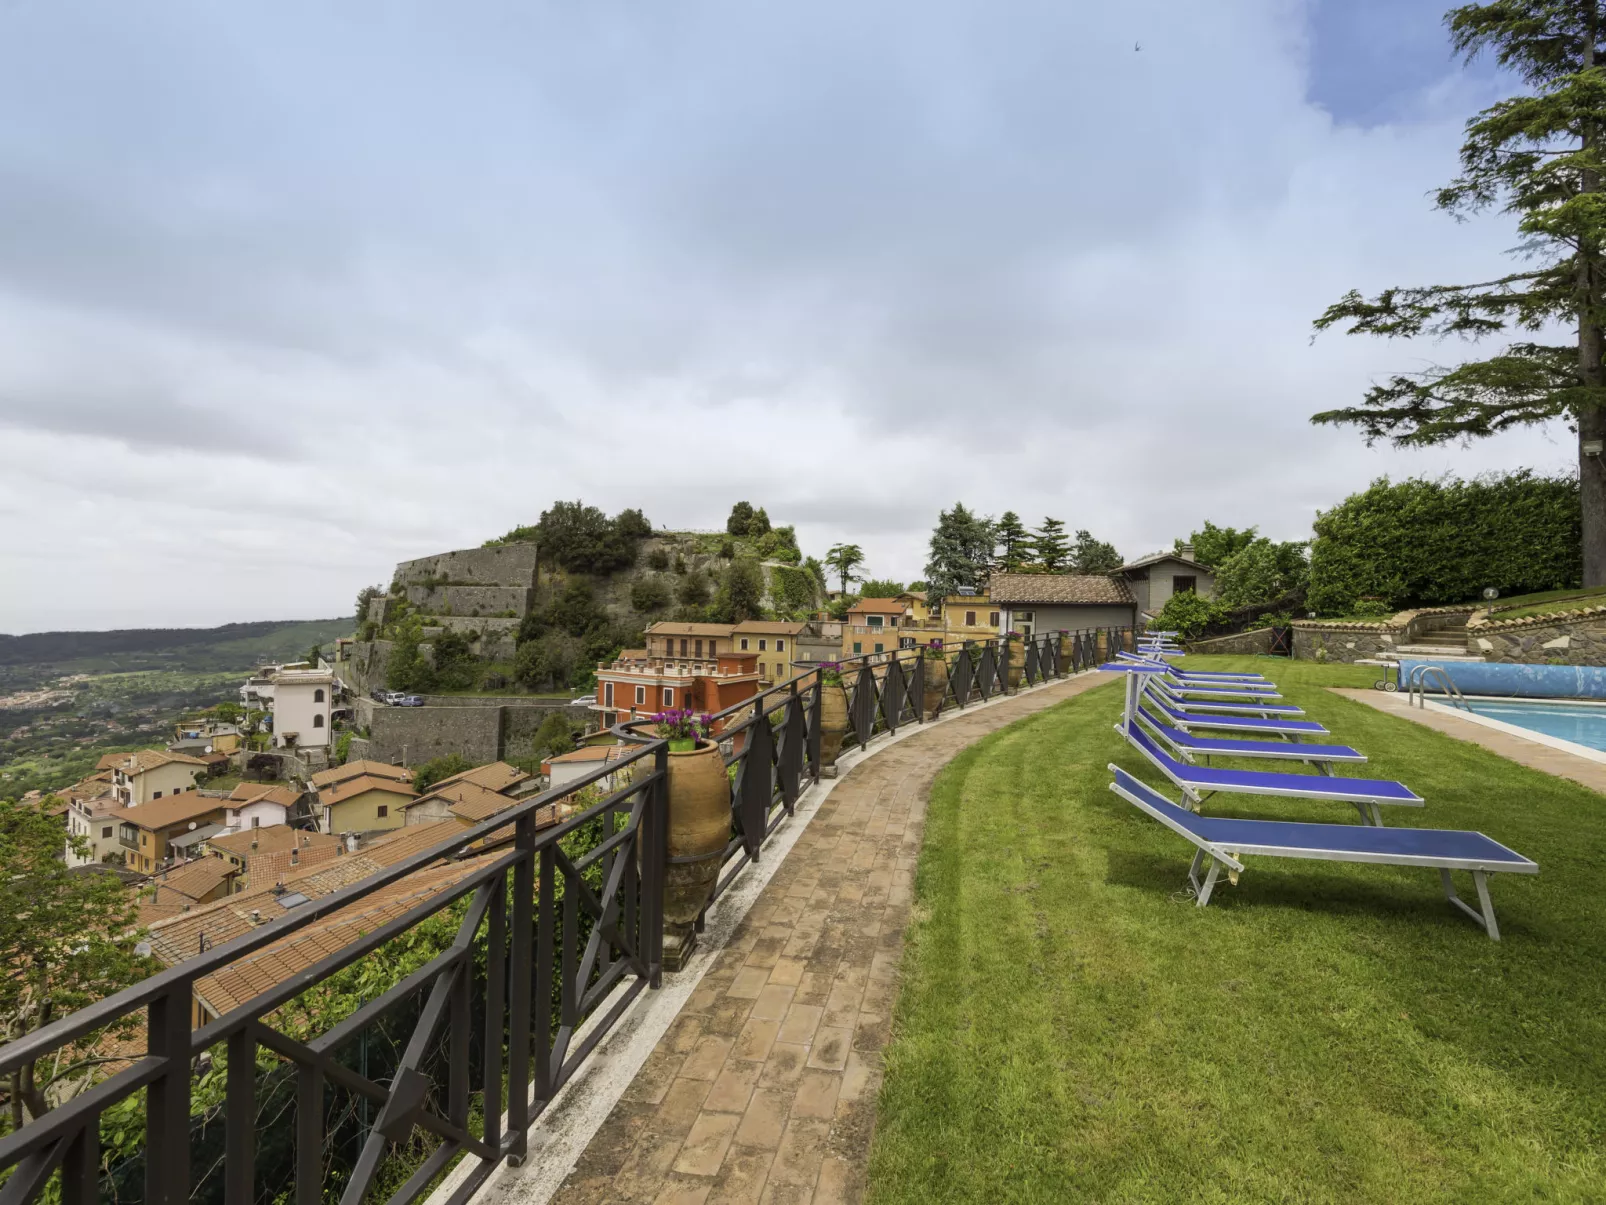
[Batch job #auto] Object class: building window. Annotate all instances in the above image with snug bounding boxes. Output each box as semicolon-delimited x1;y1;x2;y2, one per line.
965;611;977;626
101;826;112;839
1172;575;1198;595
740;638;750;650
874;643;884;653
680;639;688;656
1017;611;1035;622
989;611;1000;626
663;687;673;707
314;688;325;703
692;639;702;657
313;714;325;728
377;805;388;818
708;641;717;656
853;642;862;654
866;616;883;629
153;791;163;800
252;816;261;828
635;685;646;705
604;682;615;707
759;638;768;651
776;639;785;652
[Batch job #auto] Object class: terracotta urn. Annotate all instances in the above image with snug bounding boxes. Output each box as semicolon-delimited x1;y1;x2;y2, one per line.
1058;632;1076;673
1006;638;1025;689
818;680;850;772
922;655;948;720
661;740;730;968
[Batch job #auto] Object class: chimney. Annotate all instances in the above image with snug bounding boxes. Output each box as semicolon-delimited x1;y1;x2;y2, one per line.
249;910;261;924
1180;543;1196;561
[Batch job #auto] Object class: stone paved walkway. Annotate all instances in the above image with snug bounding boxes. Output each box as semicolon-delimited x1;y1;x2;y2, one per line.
542;672;1118;1205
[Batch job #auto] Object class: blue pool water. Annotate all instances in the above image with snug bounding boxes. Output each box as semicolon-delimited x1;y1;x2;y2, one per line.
1462;700;1606;751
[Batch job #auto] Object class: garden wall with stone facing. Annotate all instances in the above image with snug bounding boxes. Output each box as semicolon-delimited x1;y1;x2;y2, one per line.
361;699;595;765
1185;627;1277;656
1467;606;1606;665
1291;623;1399;663
402;584;533;618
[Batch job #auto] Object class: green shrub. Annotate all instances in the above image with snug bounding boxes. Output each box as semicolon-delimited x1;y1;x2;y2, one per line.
414;754;472;793
1308;471;1579;615
631;576;672;613
1150;591;1231;639
1214;539;1309;610
647;547;670;571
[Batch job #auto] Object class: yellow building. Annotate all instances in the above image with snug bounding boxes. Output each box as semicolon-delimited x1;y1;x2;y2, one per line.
318;774;418;835
106;749;208;807
108;793;228;874
731;620;806;683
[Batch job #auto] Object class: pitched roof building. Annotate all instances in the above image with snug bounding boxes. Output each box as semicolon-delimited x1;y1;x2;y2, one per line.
986;573;1138;635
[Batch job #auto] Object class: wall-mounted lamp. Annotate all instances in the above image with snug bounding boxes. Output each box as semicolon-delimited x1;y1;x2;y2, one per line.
1585;439;1604;457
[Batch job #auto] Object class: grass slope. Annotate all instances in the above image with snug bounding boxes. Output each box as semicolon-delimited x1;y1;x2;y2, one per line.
869;658;1605;1204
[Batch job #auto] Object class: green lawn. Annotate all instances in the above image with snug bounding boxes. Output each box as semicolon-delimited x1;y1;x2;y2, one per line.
868;658;1606;1204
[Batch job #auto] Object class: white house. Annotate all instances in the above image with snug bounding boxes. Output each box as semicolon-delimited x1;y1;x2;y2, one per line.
256;668;334;750
224;783;301;831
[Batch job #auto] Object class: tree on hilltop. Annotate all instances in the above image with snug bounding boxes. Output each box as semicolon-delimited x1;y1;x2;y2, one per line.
824;544;866;594
994;511;1031;571
1033;518;1071;572
1312;0;1606;584
924;504;996;603
726;502;756;535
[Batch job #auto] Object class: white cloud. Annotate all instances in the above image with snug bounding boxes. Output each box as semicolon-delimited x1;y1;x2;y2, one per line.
0;0;1575;630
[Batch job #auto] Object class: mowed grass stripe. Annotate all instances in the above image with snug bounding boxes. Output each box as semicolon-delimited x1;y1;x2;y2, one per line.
868;659;1606;1204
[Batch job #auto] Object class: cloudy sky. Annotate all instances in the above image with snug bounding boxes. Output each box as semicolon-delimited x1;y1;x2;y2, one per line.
0;0;1576;633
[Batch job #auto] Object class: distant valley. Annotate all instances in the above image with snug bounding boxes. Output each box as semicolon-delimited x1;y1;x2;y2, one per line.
0;617;350;799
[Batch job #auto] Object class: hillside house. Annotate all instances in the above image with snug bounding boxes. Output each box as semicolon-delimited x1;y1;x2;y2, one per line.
108;793;229;874
594;650;761;728
209;825;342;889
224;783;302;831
644;622;734;668
106;749;208;806
732;620;805;683
318;773;418;835
1115;546;1216;617
988;573;1139;634
543;744;633;790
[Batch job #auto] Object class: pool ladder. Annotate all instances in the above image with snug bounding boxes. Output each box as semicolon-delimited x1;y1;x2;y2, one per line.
1405;664;1471;711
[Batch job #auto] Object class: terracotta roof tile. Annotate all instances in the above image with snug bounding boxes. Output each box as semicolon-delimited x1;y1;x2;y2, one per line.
644;622;736;637
210;825;340;859
320;775;418;807
108;793;228;831
845;598;909;615
987;573;1136;607
246;842;342;886
309;760;414;788
145;857;235;902
227;783;301;808
431;761;529;795
360;819;470;867
111;749;209;774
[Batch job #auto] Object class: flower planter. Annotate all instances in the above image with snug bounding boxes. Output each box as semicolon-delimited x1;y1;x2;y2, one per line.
818;681;850;773
661;740;730;969
1059;633;1076;672
922;657;948;720
1006;640;1025;689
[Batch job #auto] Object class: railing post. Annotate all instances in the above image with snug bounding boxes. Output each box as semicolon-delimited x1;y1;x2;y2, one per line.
145;981;192;1205
740;711;773;858
806;679;822;781
646;742;667;987
506;813;534;1160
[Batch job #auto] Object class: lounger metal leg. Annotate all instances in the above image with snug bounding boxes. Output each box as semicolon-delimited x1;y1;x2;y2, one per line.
1352;801;1369;825
1369;803;1383;828
1314;760;1334;777
1439;868;1502;940
1196;857;1221;907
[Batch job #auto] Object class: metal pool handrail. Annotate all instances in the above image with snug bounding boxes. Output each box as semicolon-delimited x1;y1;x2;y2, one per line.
1406;663;1470;711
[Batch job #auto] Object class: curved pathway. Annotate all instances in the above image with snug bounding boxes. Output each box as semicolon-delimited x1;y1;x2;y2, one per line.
540;671;1118;1205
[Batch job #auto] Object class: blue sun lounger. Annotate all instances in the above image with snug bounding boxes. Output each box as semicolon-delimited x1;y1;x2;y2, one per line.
1145;690;1331;739
1150;679;1305;716
1116;652;1275;687
1119;715;1421;826
1136;705;1366;773
1107;766;1536;939
1157;673;1281;697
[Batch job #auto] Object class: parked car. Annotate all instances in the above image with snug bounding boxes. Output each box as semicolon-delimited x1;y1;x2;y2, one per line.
395;695;425;707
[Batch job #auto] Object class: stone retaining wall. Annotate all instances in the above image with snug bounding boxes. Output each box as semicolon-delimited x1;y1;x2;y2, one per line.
402;584;533;618
1467;607;1606;665
394;544;539;587
1184;627;1276;656
362;700;595;765
1291;623;1399;663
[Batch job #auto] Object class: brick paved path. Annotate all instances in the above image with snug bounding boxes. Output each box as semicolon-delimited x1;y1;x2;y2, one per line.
543;672;1117;1205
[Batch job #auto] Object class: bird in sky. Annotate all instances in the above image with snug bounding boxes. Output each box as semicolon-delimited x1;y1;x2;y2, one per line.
1134;41;1141;51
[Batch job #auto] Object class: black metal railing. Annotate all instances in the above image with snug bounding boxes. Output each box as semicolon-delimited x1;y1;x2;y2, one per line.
1;626;1133;1205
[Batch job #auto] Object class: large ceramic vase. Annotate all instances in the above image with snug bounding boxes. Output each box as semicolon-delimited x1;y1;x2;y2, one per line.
818;680;850;774
922;655;948;720
1059;633;1076;674
1006;639;1025;689
662;741;729;969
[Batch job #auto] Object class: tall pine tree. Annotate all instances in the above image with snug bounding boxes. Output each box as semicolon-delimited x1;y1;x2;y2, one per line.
1072;530;1123;573
994;511;1031;570
1313;1;1606;584
1033;517;1071;571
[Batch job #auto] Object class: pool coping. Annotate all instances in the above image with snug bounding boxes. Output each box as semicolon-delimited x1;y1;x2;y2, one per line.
1421;698;1606;765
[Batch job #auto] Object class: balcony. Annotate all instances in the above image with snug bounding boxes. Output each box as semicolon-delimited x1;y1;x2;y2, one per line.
0;633;1119;1205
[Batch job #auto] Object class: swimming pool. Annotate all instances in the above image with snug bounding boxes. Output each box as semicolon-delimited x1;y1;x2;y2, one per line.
1461;699;1606;752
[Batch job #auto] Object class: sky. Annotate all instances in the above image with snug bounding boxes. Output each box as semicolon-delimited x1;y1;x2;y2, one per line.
0;0;1577;633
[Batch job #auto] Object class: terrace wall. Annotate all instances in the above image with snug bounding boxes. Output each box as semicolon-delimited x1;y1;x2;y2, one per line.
1184;627;1276;656
1291;623;1399;663
1468;607;1606;665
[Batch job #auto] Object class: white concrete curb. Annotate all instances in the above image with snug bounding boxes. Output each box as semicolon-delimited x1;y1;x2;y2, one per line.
428;669;1109;1205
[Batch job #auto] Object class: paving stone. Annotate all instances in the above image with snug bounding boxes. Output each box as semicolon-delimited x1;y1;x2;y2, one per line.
540;672;1117;1205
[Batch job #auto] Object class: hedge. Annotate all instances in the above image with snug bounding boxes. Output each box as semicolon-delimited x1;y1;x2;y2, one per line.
1307;471;1580;615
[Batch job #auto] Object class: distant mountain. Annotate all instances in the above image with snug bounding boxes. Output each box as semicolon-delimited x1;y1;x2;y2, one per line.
0;618;352;672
